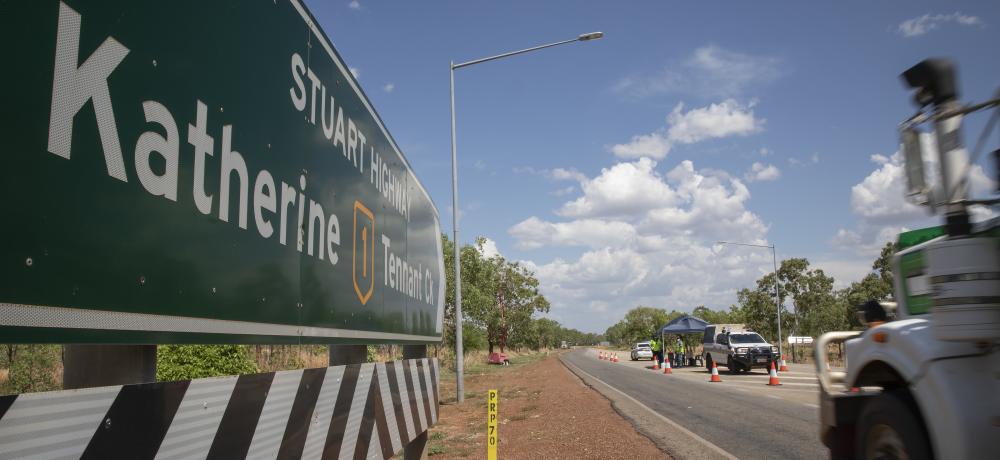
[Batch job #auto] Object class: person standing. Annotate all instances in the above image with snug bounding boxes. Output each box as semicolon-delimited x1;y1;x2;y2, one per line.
676;336;686;368
650;335;663;366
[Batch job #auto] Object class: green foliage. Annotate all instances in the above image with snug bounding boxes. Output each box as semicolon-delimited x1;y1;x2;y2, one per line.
461;322;488;351
441;234;551;353
157;345;258;381
603;306;686;346
520;318;601;349
691;305;741;325
4;345;61;394
605;241;899;345
732;242;897;340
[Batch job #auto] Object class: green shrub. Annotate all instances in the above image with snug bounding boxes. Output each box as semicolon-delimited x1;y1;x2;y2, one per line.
462;323;487;352
5;345;61;394
157;345;258;381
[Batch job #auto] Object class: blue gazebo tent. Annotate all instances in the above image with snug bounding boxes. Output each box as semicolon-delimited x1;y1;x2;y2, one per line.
659;315;709;335
658;315;709;367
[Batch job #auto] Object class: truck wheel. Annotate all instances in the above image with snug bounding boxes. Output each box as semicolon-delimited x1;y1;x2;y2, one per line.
855;390;931;460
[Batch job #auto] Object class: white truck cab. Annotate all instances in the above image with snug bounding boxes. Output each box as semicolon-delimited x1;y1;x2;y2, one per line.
816;59;1000;460
702;325;778;373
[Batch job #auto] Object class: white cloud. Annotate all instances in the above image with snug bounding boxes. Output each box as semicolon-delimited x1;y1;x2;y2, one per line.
554;158;676;218
473;159;486;171
811;152;821;164
382;83;395;93
551;167;588;183
835;131;995;257
610;99;764;160
510;218;638;249
897;12;984;37
513;158;768;248
666;99;764;144
348;0;361;10
477;237;502;259
506;156;778;330
759;147;772;157
744;162;781;182
349;67;360;79
850;151;925;222
521;237;775;327
615;45;781;98
610;132;672;159
811;257;874;290
550;186;575;197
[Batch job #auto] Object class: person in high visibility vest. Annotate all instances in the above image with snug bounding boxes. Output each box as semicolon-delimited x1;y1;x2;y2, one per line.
675;337;686;368
650;336;663;366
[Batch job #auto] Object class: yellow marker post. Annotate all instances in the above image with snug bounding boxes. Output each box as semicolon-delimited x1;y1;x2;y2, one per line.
487;389;499;460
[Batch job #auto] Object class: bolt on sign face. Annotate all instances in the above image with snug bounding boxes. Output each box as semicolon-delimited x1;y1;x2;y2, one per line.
0;0;445;344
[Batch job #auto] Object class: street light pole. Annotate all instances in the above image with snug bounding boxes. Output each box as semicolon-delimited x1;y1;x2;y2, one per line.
717;241;784;359
449;32;603;404
449;61;464;403
771;244;783;360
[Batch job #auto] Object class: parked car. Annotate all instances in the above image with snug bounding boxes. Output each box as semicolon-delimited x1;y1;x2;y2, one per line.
702;325;778;373
630;342;653;361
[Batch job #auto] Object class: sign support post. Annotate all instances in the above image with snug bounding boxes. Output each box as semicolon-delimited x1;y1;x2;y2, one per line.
63;345;156;389
403;345;430;460
328;344;367;366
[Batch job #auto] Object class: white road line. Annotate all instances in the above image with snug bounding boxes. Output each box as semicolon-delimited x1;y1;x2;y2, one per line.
563;358;740;460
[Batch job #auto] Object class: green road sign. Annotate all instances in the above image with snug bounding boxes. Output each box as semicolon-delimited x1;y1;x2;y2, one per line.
0;0;445;344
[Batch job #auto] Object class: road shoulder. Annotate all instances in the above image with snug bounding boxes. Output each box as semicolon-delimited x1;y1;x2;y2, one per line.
560;352;737;460
430;350;668;459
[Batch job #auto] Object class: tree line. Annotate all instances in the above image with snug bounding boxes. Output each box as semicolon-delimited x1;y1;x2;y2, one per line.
439;235;601;354
603;242;895;347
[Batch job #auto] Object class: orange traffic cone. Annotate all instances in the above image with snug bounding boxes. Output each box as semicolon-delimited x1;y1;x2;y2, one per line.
653;358;660;370
599;351;604;360
709;361;722;382
767;361;782;386
779;355;789;372
613;353;619;363
662;359;672;374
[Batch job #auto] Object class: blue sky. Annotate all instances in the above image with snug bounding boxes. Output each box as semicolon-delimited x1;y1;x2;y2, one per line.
304;0;999;333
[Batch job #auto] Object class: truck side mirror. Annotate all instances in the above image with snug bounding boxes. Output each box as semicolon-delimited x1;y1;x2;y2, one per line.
901;128;929;204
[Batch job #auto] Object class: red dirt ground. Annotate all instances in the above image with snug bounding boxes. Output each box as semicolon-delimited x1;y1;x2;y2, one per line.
428;351;669;459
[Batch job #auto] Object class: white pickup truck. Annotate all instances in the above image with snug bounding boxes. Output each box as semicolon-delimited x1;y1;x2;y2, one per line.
702;325;778;373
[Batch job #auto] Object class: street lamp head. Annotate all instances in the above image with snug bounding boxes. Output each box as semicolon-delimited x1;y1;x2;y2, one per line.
578;31;604;41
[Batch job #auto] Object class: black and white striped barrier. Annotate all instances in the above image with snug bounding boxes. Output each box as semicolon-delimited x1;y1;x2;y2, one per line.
0;358;439;459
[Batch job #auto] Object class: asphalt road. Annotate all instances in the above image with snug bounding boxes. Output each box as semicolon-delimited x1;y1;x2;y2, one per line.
562;348;828;460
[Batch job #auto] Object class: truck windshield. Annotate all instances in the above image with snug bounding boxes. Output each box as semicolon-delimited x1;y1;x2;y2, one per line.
729;334;766;344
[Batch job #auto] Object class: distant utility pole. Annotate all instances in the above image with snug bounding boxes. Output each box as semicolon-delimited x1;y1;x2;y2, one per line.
716;241;784;359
